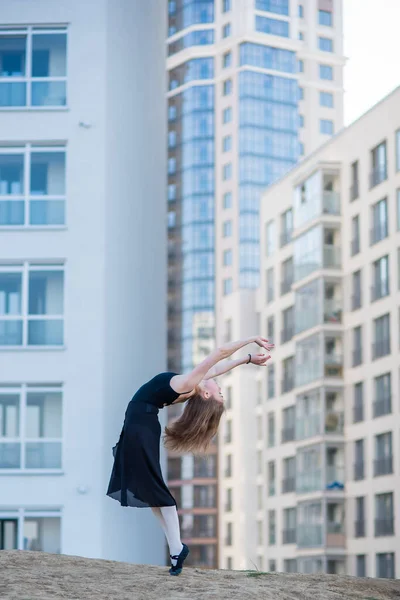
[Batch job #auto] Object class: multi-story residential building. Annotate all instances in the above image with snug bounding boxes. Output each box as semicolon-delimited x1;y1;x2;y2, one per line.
218;84;400;578
167;0;344;568
0;0;167;564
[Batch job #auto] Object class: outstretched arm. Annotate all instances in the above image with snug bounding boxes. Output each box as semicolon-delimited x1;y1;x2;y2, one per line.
204;353;271;379
171;336;274;393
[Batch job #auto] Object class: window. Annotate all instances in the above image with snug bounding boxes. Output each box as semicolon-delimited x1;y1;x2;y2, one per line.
318;9;332;26
223;135;232;152
396;130;400;171
226;522;233;545
299;114;304;127
376;553;395;579
281;208;293;246
356;555;366;578
373;313;390;359
267;413;275;447
298;59;304;72
267;363;275;399
371;198;388;244
319;64;333;80
222;23;231;38
374;431;393;476
255;0;289;14
351;215;360;255
372;255;389;301
223;107;232;123
268;510;276;545
223;0;231;12
320;119;334;135
257;520;263;545
223;51;232;68
223;191;232;209
0;27;67;108
353;382;364;423
0;262;64;347
223;278;233;295
223;79;232;96
168;131;177;148
168;157;176;175
168;105;177;121
282;405;295;441
320;91;333;107
0;509;61;551
168;1;176;14
266;220;275;256
319;37;333;52
352;269;362;310
299;142;304;156
0;384;62;470
355;497;365;538
351;160;359;200
268;461;275;496
299;86;304;100
223;249;233;266
267;316;274;339
282;456;296;493
370;141;387;187
255;16;289;38
281;307;294;345
223;220;232;237
299;4;304;17
266;267;274;303
281;257;293;295
284;559;297;573
298;31;304;41
374;373;391;420
375;492;394;537
167;211;176;228
0;145;66;227
354;439;364;480
223;163;232;180
168;184;176;202
397;190;400;230
283;507;296;544
352;326;362;367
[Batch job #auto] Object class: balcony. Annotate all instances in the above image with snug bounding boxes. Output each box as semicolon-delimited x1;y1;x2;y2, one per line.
351;238;360;256
297;524;322;548
297;470;322;494
326;520;346;547
375;518;394;537
352;348;362;367
324;351;343;377
326;465;345;487
369;165;387;188
281;426;295;443
325;411;344;435
280;229;292;247
281;327;294;345
354;461;364;481
324;299;342;324
354;520;365;538
372;339;391;360
353;404;364;423
322;191;340;215
350;180;359;201
281;279;293;295
282;477;296;493
374;456;393;477
373;396;392;418
282;528;296;544
351;292;361;310
281;376;294;394
323;245;341;269
370;223;388;245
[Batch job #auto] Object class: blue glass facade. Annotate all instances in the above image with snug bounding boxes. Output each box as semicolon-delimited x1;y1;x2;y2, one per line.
169;58;214;90
168;0;214;36
238;69;298;287
255;0;289;15
255;15;290;37
168;83;215;371
240;42;296;73
168;30;214;56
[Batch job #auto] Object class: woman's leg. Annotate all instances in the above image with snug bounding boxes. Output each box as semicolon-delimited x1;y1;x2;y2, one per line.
159;506;183;566
151;507;168;538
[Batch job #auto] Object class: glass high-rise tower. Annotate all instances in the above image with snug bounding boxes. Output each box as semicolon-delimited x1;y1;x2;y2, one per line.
166;0;344;568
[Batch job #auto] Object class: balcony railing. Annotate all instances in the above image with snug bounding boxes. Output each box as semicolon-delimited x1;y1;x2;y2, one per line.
354;520;365;538
326;465;345;486
325;352;343;366
352;348;362;367
324;299;342;324
281;327;294;344
281;426;295;443
374;456;393;476
297;470;322;494
353;404;364;423
372;339;391;360
369;165;387;188
282;528;296;544
350;180;359;201
375;518;394;537
351;292;361;310
282;477;296;493
322;191;340;215
325;411;344;434
281;376;294;394
280;229;292;247
297;524;323;548
371;283;389;302
370;223;388;245
373;396;392;418
327;521;344;535
351;238;360;256
354;461;365;481
323;245;341;269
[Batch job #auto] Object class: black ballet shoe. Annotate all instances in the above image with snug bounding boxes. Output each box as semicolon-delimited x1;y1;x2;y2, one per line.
169;544;190;576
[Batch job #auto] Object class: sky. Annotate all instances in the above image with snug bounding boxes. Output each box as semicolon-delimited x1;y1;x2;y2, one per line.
343;0;400;125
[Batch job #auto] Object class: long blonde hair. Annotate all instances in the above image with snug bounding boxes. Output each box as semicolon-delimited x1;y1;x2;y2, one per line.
164;391;225;454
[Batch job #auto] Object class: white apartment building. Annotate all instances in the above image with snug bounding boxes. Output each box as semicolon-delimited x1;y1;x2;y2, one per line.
218;85;400;578
0;0;167;564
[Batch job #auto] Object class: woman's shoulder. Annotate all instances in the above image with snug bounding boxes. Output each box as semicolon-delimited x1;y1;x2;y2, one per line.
131;372;179;406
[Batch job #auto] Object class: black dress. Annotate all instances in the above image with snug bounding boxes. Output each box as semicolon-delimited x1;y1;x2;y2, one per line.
106;372;183;508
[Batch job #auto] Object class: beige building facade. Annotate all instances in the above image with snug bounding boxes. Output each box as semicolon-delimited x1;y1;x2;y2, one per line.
218;85;400;578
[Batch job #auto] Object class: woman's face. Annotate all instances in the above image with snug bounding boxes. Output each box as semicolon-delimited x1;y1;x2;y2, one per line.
200;379;224;403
